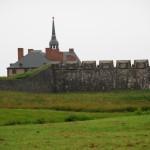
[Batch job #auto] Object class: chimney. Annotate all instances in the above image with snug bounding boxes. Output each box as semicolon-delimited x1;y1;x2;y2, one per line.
18;48;24;61
45;48;50;58
28;49;34;54
69;48;74;53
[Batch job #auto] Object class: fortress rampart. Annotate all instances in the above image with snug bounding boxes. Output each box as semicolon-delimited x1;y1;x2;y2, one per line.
0;59;150;92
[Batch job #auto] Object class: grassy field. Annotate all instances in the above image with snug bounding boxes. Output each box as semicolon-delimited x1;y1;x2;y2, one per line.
0;90;150;149
0;114;150;150
0;90;150;112
0;108;147;126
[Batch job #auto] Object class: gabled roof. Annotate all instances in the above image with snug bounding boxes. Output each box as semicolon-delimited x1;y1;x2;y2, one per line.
9;50;51;68
8;49;81;69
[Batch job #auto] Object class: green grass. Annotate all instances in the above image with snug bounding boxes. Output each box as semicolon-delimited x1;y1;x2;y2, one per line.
0;90;150;112
0;64;51;80
0;90;150;149
0;108;145;126
0;114;149;150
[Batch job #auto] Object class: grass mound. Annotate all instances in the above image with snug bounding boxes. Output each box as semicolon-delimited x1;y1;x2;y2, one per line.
0;64;50;80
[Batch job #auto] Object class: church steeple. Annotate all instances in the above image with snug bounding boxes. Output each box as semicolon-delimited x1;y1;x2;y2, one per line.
49;17;59;49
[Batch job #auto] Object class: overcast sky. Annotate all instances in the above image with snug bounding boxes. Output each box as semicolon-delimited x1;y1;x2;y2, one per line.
0;0;150;76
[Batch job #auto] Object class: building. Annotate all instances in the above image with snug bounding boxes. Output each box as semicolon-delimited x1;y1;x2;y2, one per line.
7;17;80;77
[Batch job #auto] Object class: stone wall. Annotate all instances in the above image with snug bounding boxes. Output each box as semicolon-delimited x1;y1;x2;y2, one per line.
52;65;150;92
0;60;150;92
0;67;55;92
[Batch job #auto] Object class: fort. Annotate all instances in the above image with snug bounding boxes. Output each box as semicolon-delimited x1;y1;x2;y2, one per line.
1;18;150;92
0;59;150;92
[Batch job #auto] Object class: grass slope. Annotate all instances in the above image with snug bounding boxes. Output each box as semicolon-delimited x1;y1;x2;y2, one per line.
0;114;150;150
0;64;50;80
0;90;150;112
0;90;150;149
0;109;144;126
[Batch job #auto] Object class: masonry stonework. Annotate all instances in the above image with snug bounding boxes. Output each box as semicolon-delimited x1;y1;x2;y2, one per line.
0;60;150;92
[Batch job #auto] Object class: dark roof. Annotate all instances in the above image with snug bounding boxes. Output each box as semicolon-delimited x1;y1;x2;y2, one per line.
9;50;51;68
8;49;81;69
63;51;81;64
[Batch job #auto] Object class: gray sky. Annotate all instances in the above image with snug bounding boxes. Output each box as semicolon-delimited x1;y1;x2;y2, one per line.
0;0;150;76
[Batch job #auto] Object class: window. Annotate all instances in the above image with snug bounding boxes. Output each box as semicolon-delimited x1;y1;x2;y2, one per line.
12;69;16;74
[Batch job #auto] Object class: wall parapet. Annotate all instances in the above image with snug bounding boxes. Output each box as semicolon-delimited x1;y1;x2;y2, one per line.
51;59;150;70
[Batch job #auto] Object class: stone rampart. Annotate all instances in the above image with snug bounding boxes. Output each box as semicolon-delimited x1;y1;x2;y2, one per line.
0;60;150;92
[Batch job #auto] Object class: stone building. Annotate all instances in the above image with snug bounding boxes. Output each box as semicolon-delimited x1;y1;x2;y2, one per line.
7;17;80;77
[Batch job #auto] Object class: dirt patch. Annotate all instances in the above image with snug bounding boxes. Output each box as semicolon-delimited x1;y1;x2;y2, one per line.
0;138;5;142
126;143;134;147
89;143;98;148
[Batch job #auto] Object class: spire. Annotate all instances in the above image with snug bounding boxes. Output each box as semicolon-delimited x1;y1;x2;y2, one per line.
52;17;55;35
49;17;59;49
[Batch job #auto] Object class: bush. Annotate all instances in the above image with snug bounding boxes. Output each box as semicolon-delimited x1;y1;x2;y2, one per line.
4;120;22;126
125;107;136;112
65;114;92;122
134;108;142;115
35;118;46;124
141;106;150;111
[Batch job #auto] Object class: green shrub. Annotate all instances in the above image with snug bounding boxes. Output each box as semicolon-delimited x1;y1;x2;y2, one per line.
4;120;22;126
134;108;142;115
125;107;136;112
65;114;92;122
35;118;46;124
141;106;150;111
